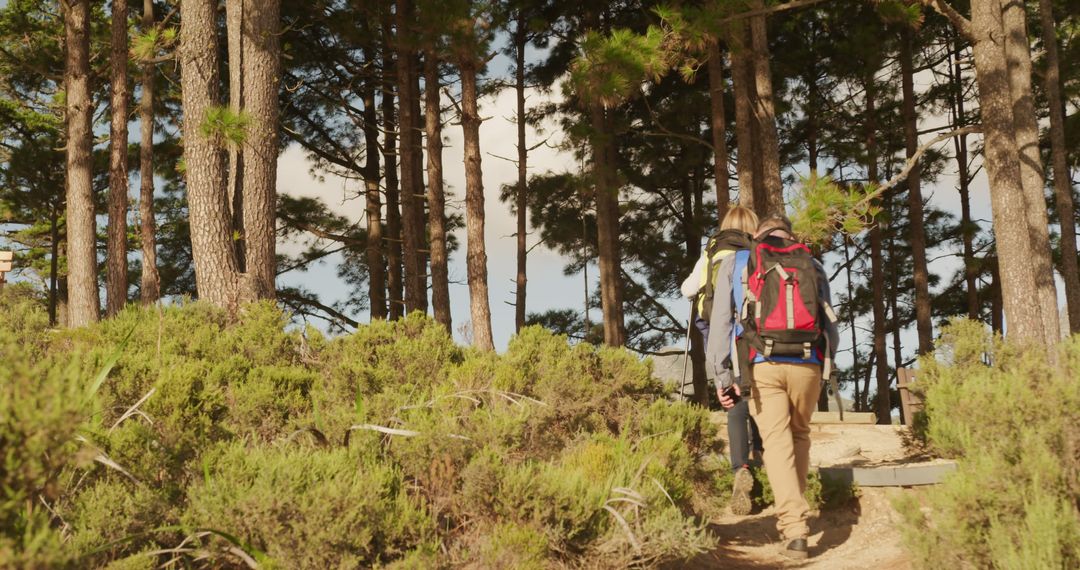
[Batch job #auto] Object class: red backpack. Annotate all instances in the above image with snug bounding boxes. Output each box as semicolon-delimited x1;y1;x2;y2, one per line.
736;236;834;364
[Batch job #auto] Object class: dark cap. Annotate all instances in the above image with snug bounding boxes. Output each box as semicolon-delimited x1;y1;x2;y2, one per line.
756;214;793;238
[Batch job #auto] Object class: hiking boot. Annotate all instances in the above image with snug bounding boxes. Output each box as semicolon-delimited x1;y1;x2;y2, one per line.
782;537;809;560
730;466;754;516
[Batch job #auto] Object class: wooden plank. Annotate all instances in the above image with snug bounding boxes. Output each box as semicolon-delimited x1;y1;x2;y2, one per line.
896;368;924;425
811;411;876;424
0;261;11;273
711;410;878;425
0;251;12;262
818;461;957;487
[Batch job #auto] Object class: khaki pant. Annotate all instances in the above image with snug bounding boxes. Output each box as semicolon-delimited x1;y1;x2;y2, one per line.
748;361;821;540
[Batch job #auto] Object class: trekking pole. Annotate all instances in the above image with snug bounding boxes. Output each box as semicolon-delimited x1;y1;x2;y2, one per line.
680;307;694;401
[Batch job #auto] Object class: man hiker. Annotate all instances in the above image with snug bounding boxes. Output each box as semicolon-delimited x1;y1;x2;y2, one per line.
680;205;764;516
706;214;840;560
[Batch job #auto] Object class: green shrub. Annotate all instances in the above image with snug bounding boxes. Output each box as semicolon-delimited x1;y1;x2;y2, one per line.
184;443;434;569
895;321;1080;569
2;302;725;568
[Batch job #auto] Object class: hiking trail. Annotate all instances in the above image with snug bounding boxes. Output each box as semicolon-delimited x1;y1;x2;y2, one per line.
683;414;949;568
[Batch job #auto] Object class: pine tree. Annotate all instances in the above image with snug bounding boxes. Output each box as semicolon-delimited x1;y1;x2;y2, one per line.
1038;0;1080;333
395;0;427;315
63;0;99;326
138;0;161;304
106;0;129;316
179;0;244;307
450;2;496;351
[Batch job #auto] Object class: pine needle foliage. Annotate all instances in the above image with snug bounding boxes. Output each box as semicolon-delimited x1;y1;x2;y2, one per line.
789;173;883;245
199;106;251;146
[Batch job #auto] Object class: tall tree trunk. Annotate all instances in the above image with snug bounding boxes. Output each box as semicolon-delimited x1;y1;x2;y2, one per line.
748;0;783;216
969;0;1045;345
239;0;280;299
990;257;1004;334
226;0;245;270
514;14;529;332
950;35;979;320
1038;0;1080;333
729;27;760;214
900;29;933;354
49;204;60;325
425;48;451;330
865;78;891;424
107;0;130;317
394;0;425;315
363;50;386;321
590;103;627;347
180;0;243;307
459;61;495;350
1002;0;1060;346
139;0;161;304
381;34;404;320
64;0;100;327
411;53;428;315
683;173;709;405
706;39;730;224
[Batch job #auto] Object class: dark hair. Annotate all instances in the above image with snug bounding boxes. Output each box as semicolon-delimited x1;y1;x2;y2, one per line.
756;214;793;238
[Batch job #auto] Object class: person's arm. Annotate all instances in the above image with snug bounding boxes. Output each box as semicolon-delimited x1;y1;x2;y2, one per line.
680;254;707;298
705;255;736;377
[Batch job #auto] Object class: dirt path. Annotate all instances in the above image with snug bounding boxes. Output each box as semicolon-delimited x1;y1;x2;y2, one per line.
679;487;913;569
682;417;929;568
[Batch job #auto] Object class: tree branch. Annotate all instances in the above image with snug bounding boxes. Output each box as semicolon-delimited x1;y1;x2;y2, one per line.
876;125;982;195
278;289;359;328
919;0;974;41
718;0;832;24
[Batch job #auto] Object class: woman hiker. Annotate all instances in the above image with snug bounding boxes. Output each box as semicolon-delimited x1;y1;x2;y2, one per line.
680;205;763;516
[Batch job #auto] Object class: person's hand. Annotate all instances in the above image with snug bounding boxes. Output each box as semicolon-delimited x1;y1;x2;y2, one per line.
718;383;741;409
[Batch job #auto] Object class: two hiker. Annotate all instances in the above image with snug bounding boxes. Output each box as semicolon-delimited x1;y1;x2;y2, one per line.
684;209;839;560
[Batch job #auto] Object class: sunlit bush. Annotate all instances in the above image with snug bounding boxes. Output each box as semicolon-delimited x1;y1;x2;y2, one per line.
896;321;1080;568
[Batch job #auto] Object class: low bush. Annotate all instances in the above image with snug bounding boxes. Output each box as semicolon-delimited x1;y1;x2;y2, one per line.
895;321;1080;569
0;300;727;568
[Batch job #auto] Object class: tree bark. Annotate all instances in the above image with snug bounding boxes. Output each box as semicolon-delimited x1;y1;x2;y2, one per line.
139;0;160;304
226;0;245;270
180;0;243;307
395;0;425;315
239;0;280;299
363;46;386;321
865;77;891;424
1001;0;1059;346
748;0;784;216
900;29;933;354
706;39;730;225
381;29;404;320
1037;0;1080;333
514;14;529;332
107;0;130;317
729;25;761;214
459;61;495;350
425;48;451;331
49;205;60;325
64;0;100;327
592;104;627;347
411;53;428;316
969;0;1044;345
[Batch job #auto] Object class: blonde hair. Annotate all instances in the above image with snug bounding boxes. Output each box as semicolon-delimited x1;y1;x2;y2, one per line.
720;206;760;234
